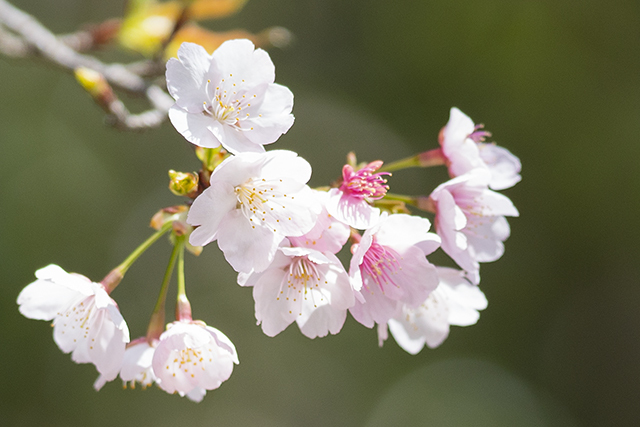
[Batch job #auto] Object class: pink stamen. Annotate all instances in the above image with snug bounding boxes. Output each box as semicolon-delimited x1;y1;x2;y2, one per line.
339;161;390;200
359;240;400;293
468;124;492;143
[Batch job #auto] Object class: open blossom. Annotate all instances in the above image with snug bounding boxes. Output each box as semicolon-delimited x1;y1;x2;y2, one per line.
187;150;319;273
166;39;294;154
152;321;238;402
326;161;390;229
379;267;488;354
95;337;208;402
239;245;354;338
437;107;521;190
426;169;518;284
17;264;130;383
348;213;441;328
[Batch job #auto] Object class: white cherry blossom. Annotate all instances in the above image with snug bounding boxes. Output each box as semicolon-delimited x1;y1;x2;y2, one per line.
166;40;294;154
239;245;354;338
439;107;521;190
17;264;130;383
427;169;518;284
348;213;441;328
152;321;238;401
379;267;488;353
187;150;319;273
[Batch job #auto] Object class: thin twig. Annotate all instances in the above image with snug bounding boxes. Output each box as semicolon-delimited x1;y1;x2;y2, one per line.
0;0;173;130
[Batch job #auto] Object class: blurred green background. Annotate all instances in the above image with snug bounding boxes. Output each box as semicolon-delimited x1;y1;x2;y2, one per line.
1;0;639;425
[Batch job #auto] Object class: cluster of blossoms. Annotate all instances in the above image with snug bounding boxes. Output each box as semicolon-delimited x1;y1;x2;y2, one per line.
17;39;520;401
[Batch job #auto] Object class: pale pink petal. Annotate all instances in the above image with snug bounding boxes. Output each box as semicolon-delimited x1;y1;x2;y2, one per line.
477;143;522;190
326;188;380;230
216;209;283;273
253;268;297;336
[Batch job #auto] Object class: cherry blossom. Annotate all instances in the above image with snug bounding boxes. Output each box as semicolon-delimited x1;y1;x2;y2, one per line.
426;169;519;284
238;245;354;338
348;213;441;328
152;321;238;402
17;264;130;383
187;150;319;273
437;107;521;190
326;161;390;229
166;40;294;154
378;267;488;354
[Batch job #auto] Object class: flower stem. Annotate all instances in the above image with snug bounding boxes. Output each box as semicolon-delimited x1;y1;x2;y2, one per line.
383;192;418;205
119;221;174;275
382;156;421;172
146;234;184;342
175;235;192;322
101;221;174;293
383;148;446;172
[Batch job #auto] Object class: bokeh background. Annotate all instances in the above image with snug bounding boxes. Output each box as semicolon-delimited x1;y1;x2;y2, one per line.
1;0;639;425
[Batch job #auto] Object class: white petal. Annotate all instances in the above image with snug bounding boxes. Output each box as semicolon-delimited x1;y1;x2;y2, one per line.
253;269;297;336
187;181;236;246
216;209;283;273
168;107;222;149
211;39;275;85
166;43;212;112
387;319;427;355
244;83;295;145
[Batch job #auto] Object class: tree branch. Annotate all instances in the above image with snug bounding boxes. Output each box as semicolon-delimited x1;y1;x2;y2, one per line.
0;0;173;130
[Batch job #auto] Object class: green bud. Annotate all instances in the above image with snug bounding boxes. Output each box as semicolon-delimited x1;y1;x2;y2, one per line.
195;146;229;171
168;170;198;196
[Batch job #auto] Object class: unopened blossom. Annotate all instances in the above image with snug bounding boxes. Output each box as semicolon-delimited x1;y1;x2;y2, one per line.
239;245;354;338
288;190;350;254
187;150;319;273
326;161;390;229
166;40;294;154
17;264;130;383
348;213;441;328
426;169;519;284
152;321;238;402
378;267;488;354
436;107;521;190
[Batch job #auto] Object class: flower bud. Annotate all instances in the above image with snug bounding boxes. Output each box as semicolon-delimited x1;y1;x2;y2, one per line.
195;146;229;171
168;170;199;196
74;67;115;104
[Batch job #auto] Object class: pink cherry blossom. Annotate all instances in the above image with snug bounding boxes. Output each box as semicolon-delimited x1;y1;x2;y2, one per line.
348;213;441;328
17;264;130;383
152;321;238;401
378;267;488;354
187;150;320;273
166;40;294;154
427;169;519;284
239;245;354;338
435;107;521;190
326;161;390;229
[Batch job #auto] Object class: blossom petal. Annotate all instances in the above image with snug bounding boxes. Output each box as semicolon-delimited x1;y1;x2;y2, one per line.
216;209;283;273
